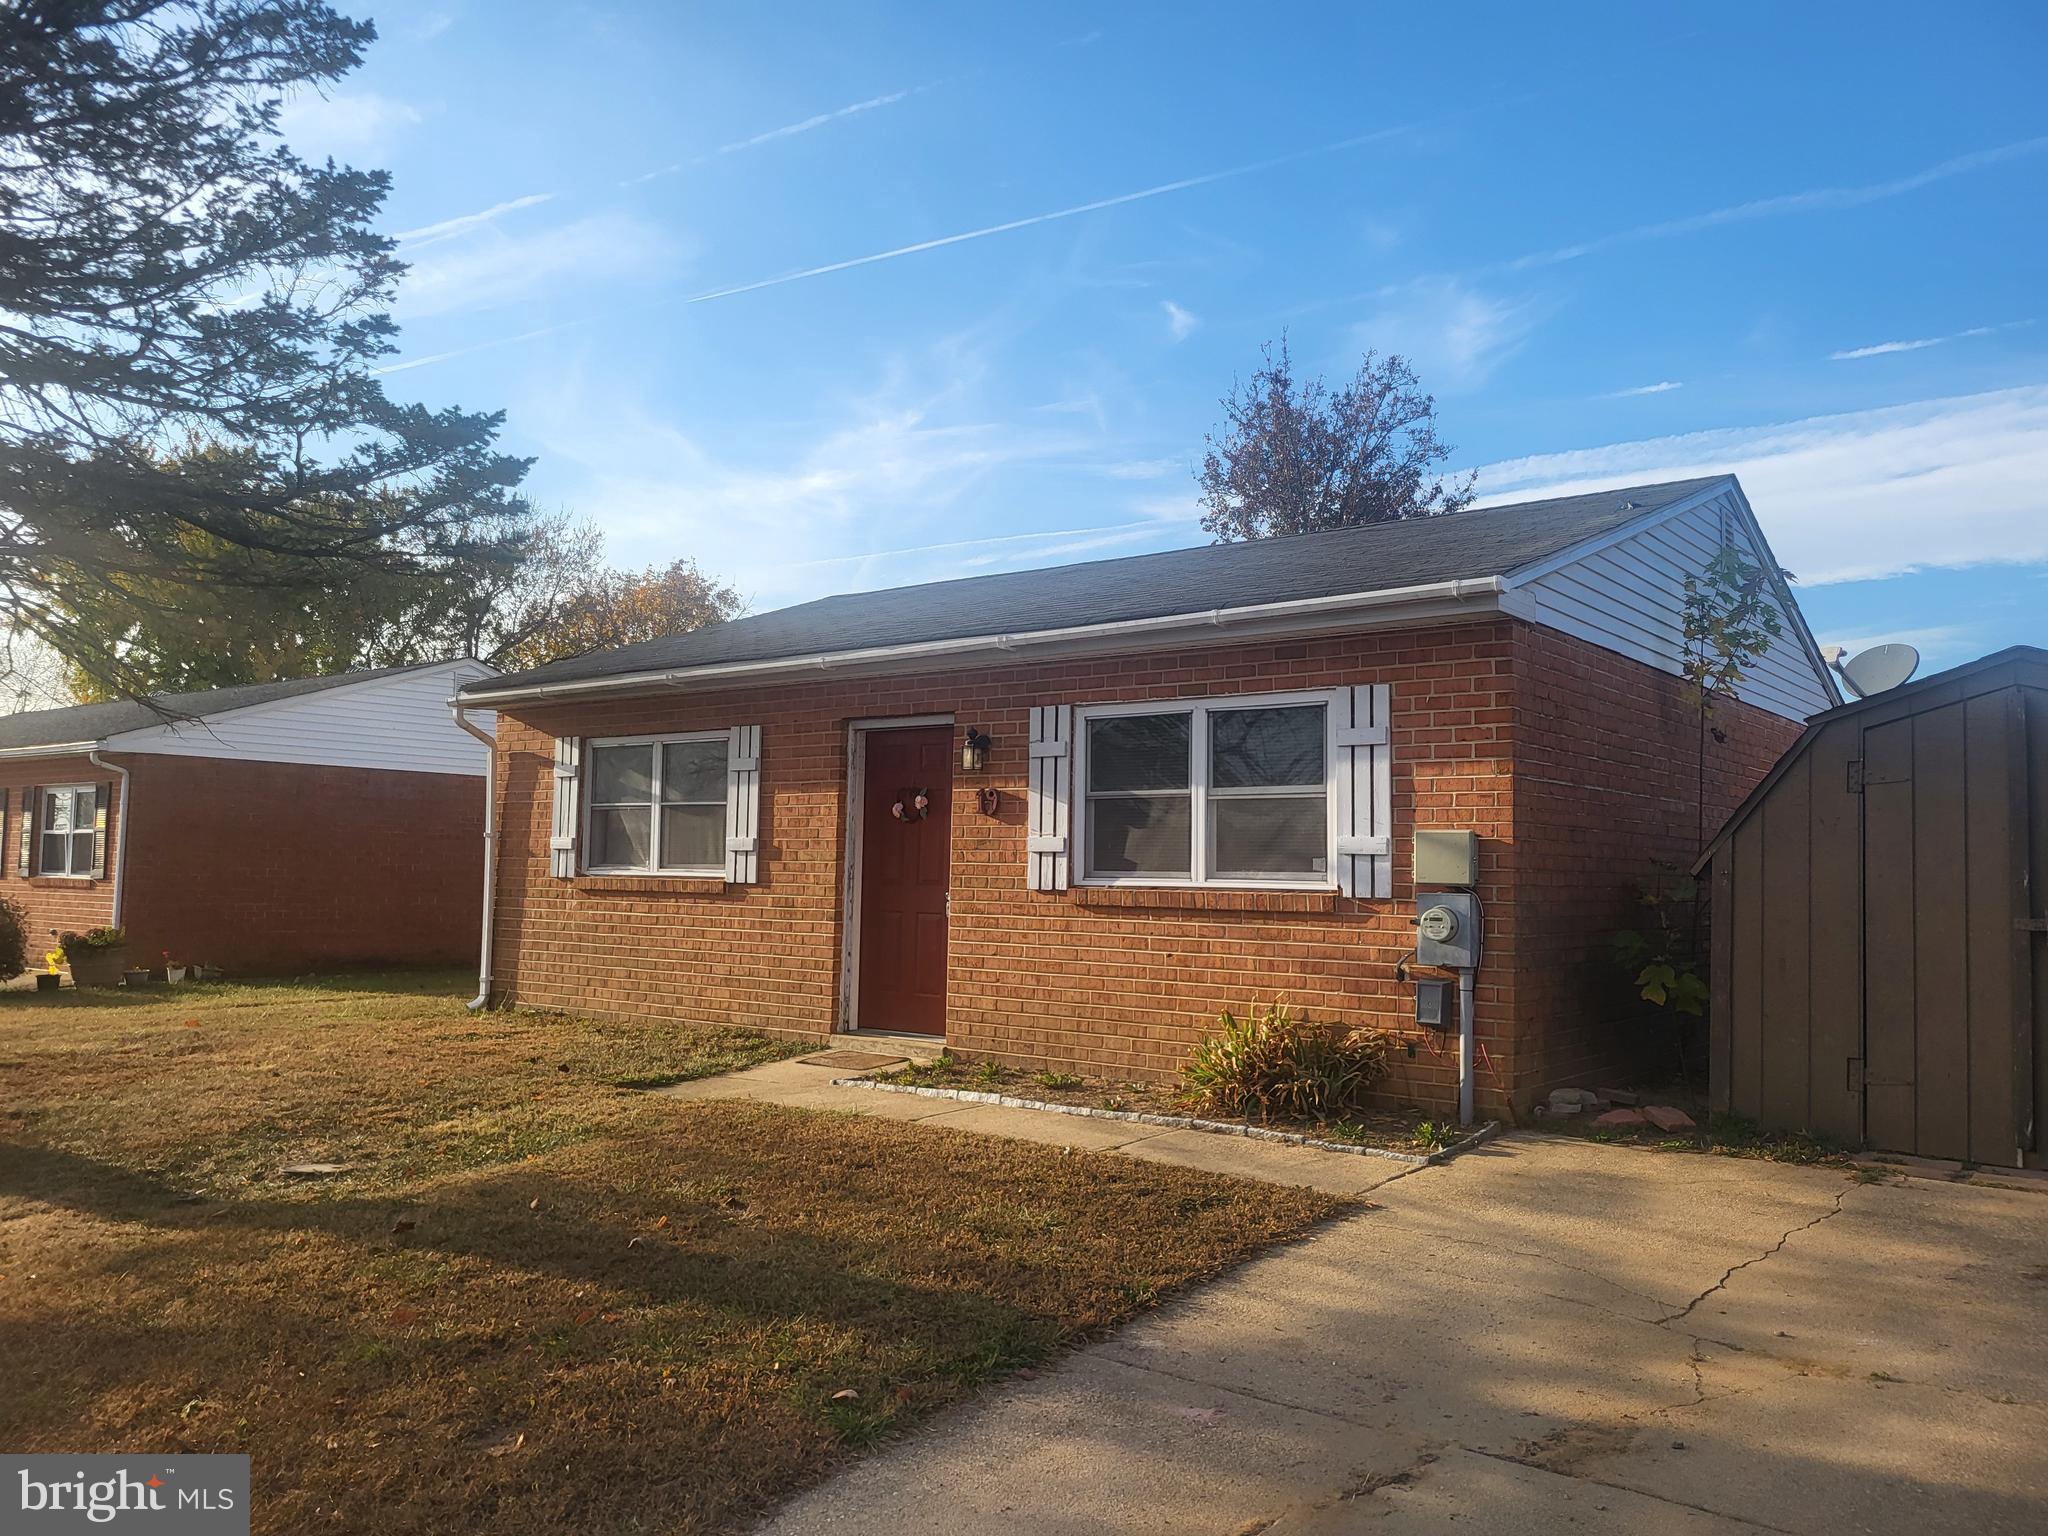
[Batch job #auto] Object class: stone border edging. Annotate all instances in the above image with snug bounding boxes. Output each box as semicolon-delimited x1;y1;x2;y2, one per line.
831;1076;1501;1166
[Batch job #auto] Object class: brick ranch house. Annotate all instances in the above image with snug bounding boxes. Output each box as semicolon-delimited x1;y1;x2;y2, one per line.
457;477;1837;1118
0;659;494;976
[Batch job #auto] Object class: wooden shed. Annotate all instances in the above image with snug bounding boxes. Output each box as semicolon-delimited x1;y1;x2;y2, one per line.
1697;646;2047;1167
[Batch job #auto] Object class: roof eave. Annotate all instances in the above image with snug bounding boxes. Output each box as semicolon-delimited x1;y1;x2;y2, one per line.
0;738;103;760
458;576;1512;707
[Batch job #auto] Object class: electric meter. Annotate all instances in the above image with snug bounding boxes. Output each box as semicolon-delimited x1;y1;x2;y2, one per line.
1416;892;1480;969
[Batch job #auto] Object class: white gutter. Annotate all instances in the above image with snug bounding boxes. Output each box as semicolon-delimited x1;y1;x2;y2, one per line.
458;576;1508;707
85;748;130;929
0;739;98;760
450;704;497;1011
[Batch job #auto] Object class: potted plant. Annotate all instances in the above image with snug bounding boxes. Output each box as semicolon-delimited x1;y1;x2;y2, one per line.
161;951;188;983
123;964;153;986
60;927;130;988
37;946;63;992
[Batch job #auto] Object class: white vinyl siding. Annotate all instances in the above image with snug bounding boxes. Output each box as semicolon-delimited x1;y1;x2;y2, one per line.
1504;487;1834;721
95;659;495;775
1074;689;1348;890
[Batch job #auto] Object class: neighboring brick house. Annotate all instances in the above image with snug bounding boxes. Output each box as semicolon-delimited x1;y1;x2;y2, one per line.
457;477;1835;1118
0;659;494;976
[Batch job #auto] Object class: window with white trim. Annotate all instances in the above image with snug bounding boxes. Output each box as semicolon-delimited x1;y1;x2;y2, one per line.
39;785;97;877
1077;692;1335;887
584;733;728;875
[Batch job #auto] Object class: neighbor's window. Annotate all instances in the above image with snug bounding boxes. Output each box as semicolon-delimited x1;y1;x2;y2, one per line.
586;734;728;874
39;785;97;876
1081;696;1331;885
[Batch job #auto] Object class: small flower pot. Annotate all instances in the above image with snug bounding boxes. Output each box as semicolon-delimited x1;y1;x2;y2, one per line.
191;965;222;982
164;965;188;983
65;946;129;988
122;968;152;987
35;973;60;993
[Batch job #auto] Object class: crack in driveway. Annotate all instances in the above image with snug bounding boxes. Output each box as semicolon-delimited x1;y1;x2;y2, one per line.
1659;1191;1851;1325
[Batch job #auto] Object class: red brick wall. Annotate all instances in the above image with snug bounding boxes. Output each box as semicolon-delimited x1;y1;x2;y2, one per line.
117;755;484;974
490;622;1524;1114
1506;623;1804;1100
484;619;1809;1117
0;753;122;962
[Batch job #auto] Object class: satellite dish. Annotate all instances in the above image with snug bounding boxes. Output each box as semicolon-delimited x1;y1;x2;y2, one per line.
1833;642;1920;699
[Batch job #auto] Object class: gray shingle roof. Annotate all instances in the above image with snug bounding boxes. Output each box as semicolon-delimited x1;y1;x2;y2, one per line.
464;477;1728;696
0;662;444;753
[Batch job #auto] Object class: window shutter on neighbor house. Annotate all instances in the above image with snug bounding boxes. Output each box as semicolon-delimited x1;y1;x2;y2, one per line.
550;738;581;878
1334;684;1393;898
0;788;8;877
18;787;36;877
89;783;110;879
1026;704;1072;891
724;725;761;884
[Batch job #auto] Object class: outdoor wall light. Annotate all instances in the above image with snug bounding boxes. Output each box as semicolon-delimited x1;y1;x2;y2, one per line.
961;726;992;772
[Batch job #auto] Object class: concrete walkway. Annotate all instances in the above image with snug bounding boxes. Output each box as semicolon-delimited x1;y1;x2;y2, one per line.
710;1108;2048;1535
657;1055;1422;1196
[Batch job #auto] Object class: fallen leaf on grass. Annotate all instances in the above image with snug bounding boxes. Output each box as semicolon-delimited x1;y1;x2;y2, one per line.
528;1198;541;1211
573;1307;596;1327
830;1389;859;1402
389;1305;422;1328
652;1215;669;1230
487;1432;526;1458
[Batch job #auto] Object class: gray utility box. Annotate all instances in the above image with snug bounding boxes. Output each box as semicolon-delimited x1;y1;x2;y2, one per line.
1414;829;1479;889
1416;890;1482;970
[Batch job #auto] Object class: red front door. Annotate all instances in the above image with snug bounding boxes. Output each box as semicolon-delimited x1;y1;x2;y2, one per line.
856;725;953;1036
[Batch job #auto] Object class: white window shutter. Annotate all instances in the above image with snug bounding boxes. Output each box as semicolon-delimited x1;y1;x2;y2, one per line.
18;786;36;877
1334;684;1392;899
550;737;581;879
1027;704;1072;891
725;725;761;884
89;783;110;879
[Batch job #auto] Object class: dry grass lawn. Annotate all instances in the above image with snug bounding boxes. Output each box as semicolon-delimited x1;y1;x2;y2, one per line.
0;973;1338;1533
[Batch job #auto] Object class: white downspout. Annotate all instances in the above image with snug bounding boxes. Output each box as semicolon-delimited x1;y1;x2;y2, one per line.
86;749;130;929
451;704;497;1011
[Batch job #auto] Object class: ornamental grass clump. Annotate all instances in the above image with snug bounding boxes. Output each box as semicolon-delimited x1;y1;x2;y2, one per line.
1182;1000;1390;1121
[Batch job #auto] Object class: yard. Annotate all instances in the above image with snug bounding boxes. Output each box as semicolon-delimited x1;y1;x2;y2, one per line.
0;974;1336;1534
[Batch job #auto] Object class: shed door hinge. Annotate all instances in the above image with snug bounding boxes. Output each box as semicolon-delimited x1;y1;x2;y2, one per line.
1846;760;1865;793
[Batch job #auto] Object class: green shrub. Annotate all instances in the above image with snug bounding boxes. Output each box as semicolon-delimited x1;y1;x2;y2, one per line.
0;895;26;980
60;926;126;952
1182;1000;1390;1121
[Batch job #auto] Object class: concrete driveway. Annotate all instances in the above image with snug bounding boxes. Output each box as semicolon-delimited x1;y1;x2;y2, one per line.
759;1134;2048;1535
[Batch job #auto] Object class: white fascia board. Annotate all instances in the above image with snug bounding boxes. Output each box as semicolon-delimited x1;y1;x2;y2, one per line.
459;577;1511;706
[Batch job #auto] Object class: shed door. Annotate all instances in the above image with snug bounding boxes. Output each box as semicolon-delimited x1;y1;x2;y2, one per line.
856;726;953;1036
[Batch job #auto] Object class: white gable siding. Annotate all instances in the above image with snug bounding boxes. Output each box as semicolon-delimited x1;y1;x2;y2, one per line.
100;660;495;775
1504;487;1835;722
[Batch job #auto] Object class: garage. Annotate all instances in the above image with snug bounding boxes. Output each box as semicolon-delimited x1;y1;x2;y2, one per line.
1697;646;2047;1166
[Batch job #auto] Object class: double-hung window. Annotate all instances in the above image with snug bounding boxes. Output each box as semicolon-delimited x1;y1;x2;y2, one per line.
585;734;728;875
1079;692;1334;887
39;785;98;877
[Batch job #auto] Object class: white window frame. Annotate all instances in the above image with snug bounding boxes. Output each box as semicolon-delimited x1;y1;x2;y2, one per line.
1073;688;1343;891
582;731;731;877
37;784;97;879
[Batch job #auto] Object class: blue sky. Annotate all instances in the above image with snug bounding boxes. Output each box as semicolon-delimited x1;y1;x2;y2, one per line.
291;1;2048;673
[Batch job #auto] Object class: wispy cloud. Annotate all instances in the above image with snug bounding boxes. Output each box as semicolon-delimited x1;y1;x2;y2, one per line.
1506;135;2048;272
1162;300;1200;342
276;89;421;157
1607;380;1684;397
394;211;676;321
622;88;918;187
1348;276;1547;391
1473;384;2048;586
394;194;558;249
673;120;1422;309
1829;318;2034;360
